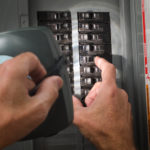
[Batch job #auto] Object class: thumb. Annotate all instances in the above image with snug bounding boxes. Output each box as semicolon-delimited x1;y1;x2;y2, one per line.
32;76;63;110
73;96;86;127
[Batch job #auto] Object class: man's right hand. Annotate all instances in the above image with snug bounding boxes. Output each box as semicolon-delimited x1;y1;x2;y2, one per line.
0;52;63;149
73;57;136;150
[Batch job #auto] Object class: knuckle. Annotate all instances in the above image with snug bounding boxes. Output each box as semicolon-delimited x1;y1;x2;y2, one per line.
40;104;49;114
47;79;59;99
41;87;59;107
73;110;84;127
35;103;49;121
109;64;116;72
95;82;101;87
35;112;48;125
107;84;118;98
85;97;91;106
120;89;128;99
24;52;39;62
0;83;9;96
128;103;132;111
2;59;12;66
2;60;15;74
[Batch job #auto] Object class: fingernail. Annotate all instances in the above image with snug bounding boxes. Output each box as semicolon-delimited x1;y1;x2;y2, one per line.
94;56;99;61
55;76;63;89
95;56;101;64
98;59;101;66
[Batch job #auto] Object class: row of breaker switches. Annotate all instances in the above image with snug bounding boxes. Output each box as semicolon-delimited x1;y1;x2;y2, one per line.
38;11;74;93
79;44;111;51
79;44;111;56
78;12;112;101
38;11;71;21
78;12;110;23
79;33;111;43
81;66;101;74
46;23;71;32
79;23;110;32
54;33;72;42
59;44;72;55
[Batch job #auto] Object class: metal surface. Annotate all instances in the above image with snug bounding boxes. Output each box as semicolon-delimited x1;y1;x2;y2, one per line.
130;0;148;149
29;0;149;149
0;1;34;150
0;0;149;149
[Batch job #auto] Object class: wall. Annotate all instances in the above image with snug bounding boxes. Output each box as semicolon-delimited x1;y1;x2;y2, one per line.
0;0;33;150
0;0;29;32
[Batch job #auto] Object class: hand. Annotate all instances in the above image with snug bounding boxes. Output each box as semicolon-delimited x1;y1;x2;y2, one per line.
0;52;63;149
73;57;136;150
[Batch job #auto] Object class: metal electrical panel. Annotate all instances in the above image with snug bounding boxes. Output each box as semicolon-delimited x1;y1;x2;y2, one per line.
0;0;149;150
37;11;112;104
28;0;150;149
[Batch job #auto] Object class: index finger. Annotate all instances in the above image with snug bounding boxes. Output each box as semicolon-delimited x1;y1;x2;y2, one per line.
9;52;46;83
94;57;116;83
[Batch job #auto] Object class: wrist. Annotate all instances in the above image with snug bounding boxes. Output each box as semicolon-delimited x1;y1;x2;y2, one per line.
91;135;136;150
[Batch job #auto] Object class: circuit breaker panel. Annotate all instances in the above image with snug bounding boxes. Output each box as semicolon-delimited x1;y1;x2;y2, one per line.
37;11;112;102
1;0;148;150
